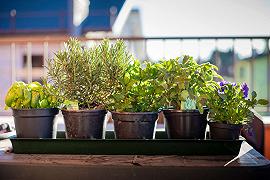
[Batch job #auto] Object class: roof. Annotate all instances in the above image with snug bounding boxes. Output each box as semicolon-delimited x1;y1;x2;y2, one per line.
0;0;70;35
0;0;125;36
81;0;125;33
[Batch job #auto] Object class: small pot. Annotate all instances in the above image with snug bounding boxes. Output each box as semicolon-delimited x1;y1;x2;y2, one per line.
208;121;243;140
112;112;158;139
163;109;208;139
13;108;59;138
62;109;107;139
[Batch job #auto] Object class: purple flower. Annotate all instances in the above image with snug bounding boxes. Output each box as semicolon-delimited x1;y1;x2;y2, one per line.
219;81;236;87
217;89;224;94
218;81;227;93
241;83;249;98
219;81;228;86
218;81;237;94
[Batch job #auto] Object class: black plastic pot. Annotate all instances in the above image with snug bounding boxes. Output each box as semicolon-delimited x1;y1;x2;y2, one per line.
208;121;243;140
13;108;59;138
163;109;208;139
112;112;158;139
62;109;107;139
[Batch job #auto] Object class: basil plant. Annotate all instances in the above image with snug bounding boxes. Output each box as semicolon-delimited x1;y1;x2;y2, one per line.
158;55;222;113
108;60;164;112
5;81;59;109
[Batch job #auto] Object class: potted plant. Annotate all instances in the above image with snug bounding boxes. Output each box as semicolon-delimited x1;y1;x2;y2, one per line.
109;60;163;139
159;56;222;139
206;81;268;140
46;38;131;139
5;81;59;138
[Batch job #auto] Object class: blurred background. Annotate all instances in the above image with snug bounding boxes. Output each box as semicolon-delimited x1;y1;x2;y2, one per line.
0;0;270;154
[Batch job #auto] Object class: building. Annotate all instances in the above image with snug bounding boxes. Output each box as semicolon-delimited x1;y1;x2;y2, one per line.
0;0;125;114
235;53;269;112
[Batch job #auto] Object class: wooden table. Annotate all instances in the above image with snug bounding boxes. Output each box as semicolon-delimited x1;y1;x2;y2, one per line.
0;139;270;180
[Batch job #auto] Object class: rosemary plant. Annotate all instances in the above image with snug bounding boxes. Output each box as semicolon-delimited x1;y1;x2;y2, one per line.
46;38;131;110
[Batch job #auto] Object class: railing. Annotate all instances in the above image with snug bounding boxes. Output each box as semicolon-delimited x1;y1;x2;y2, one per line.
0;35;269;114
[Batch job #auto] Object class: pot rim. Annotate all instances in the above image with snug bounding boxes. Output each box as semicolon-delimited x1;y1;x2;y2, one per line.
162;109;202;113
111;111;158;115
62;109;107;114
208;121;243;128
12;108;59;111
12;108;59;117
112;111;158;122
162;107;209;112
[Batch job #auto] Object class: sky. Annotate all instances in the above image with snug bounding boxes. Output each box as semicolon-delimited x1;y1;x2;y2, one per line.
113;0;270;60
131;0;270;36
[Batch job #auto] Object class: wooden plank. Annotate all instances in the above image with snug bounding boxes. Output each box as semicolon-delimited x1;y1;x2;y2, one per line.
0;140;269;180
0;140;269;167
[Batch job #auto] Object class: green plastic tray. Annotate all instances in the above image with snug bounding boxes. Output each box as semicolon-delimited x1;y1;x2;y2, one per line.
10;131;243;155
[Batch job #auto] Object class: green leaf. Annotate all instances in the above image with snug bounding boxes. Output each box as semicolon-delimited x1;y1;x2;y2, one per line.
22;88;31;108
180;90;189;100
258;99;269;105
197;104;204;114
64;100;79;110
31;91;40;108
124;72;130;84
5;90;16;107
28;82;42;91
161;82;168;89
39;99;49;108
218;93;227;100
251;91;257;99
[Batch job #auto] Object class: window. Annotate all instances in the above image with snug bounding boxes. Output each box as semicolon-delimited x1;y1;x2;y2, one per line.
23;55;44;68
240;66;246;78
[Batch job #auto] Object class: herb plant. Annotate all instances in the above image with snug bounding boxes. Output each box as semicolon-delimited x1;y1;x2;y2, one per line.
46;38;131;110
158;55;222;113
108;60;164;112
206;81;269;124
5;81;59;109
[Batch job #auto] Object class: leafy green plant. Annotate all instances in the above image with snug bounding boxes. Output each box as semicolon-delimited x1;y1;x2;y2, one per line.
158;55;222;113
5;81;59;109
46;38;131;110
206;81;269;124
108;60;164;112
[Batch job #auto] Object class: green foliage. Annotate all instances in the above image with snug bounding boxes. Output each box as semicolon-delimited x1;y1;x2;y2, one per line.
46;38;132;110
157;55;222;113
5;81;59;109
206;82;269;125
108;60;164;112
